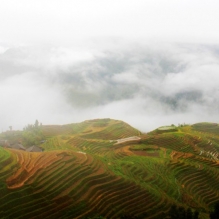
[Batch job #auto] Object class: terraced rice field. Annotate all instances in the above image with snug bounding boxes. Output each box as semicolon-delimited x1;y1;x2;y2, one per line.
1;119;219;218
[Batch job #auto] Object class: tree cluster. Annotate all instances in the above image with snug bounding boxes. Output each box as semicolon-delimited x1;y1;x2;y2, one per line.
22;120;44;146
167;205;199;219
23;119;41;131
210;202;219;219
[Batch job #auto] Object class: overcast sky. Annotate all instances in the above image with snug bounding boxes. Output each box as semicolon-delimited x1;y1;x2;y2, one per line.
0;0;219;132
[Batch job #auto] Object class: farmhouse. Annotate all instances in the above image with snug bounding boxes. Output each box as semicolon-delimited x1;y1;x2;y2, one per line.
26;145;43;152
10;143;26;151
0;140;10;147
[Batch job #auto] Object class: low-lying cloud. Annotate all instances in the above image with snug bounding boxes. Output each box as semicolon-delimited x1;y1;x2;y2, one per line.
1;41;219;132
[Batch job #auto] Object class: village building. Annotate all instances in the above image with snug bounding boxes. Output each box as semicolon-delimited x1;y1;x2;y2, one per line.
26;145;43;152
10;143;26;151
0;140;10;147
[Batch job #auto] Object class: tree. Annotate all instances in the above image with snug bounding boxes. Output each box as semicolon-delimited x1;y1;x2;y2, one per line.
210;202;219;219
35;120;39;128
186;208;193;219
193;210;199;219
178;206;186;219
167;205;200;219
168;204;178;219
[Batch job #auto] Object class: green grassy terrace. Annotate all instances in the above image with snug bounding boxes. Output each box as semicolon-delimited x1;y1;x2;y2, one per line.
0;119;219;218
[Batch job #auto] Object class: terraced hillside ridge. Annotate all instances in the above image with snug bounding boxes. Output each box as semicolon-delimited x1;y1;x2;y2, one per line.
1;119;219;218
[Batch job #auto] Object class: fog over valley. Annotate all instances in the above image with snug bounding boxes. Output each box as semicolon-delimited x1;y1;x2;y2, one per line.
1;41;219;132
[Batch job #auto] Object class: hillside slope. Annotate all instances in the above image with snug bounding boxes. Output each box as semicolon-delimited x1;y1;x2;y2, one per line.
0;120;219;218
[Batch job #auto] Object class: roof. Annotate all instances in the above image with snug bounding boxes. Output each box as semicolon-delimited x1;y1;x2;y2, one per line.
0;140;10;147
26;145;42;152
11;143;26;150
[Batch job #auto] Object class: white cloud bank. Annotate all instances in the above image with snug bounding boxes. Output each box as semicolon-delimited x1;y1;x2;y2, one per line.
0;42;219;132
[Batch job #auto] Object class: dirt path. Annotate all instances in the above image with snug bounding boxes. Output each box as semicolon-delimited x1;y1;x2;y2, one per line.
114;136;141;145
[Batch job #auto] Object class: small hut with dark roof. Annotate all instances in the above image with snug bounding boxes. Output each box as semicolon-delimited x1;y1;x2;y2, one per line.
0;140;10;147
26;145;42;152
10;143;26;150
